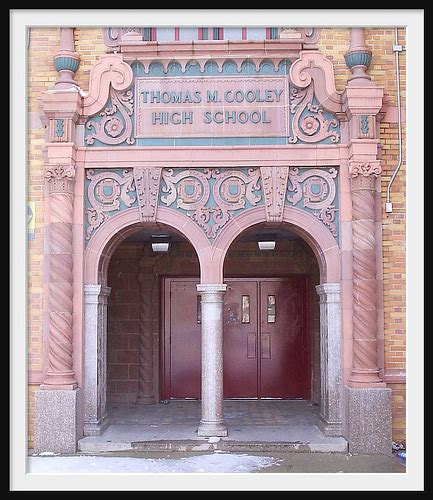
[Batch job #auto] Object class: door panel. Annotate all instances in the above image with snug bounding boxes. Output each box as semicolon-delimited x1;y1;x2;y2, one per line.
165;277;308;401
223;281;258;398
259;278;305;398
169;280;201;398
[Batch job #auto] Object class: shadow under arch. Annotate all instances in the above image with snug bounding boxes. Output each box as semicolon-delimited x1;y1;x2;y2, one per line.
213;205;341;284
84;206;211;285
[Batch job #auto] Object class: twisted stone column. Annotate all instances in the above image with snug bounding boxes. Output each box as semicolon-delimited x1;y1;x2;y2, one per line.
349;162;383;386
136;273;156;404
43;164;77;388
197;283;228;437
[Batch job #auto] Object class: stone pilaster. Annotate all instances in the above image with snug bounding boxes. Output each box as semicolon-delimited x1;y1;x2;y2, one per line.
136;273;157;404
316;283;342;436
196;283;228;437
348;162;384;386
83;284;111;436
43;163;77;388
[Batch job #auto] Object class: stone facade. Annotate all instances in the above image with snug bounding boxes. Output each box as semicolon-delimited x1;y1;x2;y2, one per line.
27;26;406;450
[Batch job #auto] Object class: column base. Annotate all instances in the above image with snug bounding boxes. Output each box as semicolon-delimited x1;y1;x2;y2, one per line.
34;388;82;454
345;386;392;456
83;415;109;437
197;420;228;437
318;418;342;437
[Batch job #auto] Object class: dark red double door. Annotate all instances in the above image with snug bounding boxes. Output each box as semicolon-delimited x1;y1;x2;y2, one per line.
163;278;310;400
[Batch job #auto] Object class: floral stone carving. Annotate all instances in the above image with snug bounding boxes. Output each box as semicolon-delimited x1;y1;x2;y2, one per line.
160;168;262;239
85;169;136;240
289;83;340;144
85;87;135;146
287;167;339;238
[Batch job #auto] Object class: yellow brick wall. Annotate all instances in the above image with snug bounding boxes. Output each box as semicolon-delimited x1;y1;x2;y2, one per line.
318;28;407;444
28;27;60;449
27;27;406;447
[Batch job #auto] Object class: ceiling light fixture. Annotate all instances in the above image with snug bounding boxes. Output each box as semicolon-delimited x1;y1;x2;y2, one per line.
257;235;276;251
151;234;170;252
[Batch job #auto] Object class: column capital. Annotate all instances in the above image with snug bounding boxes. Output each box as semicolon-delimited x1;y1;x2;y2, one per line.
197;283;227;294
45;162;76;194
316;282;341;303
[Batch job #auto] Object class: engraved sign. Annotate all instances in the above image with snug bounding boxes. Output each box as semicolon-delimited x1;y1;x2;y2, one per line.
135;76;288;138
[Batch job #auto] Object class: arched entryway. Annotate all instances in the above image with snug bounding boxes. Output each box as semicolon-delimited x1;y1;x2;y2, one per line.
83;207;205;436
222;223;319;402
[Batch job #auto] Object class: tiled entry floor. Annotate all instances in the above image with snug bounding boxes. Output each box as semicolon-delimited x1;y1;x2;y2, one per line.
78;400;348;453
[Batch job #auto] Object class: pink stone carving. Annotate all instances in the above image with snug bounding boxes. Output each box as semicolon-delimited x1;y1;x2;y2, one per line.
45;163;76;194
349;161;383;385
260;166;289;222
161;168;262;239
290;50;342;114
133;167;162;223
43;166;77;388
86;169;136;240
289;84;340;144
82;54;134;118
85;88;134;145
349;161;381;178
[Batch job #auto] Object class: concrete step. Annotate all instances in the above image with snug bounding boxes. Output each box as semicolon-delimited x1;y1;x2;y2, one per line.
78;424;348;454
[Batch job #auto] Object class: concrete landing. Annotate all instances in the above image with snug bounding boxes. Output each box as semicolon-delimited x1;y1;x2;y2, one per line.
78;400;347;453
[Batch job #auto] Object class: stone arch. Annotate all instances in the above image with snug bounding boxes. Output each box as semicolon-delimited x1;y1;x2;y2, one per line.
210;205;341;284
82;205;210;435
84;206;212;285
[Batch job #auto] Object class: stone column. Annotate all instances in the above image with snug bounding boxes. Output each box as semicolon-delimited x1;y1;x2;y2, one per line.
349;163;384;385
316;283;342;436
343;28;392;456
136;273;157;404
196;284;228;437
35;162;82;454
43;164;78;389
34;29;83;454
83;284;111;436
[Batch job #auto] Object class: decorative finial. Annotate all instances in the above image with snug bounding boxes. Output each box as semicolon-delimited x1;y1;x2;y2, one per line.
344;28;372;85
53;28;80;89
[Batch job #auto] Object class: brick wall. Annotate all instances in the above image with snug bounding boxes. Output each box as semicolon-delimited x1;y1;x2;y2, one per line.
27;26;406;445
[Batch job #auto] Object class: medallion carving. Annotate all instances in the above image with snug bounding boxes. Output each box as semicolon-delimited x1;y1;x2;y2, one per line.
160;168;262;239
85;169;136;240
287;167;339;238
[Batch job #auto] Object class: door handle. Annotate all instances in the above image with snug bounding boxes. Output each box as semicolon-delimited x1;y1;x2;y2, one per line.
261;333;271;359
247;333;256;359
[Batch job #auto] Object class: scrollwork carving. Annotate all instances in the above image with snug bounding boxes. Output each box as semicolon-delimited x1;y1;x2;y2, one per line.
287;167;339;238
260;167;290;222
85;87;135;146
289;83;340;144
160;168;262;239
133;167;162;223
45;163;76;194
85;169;136;240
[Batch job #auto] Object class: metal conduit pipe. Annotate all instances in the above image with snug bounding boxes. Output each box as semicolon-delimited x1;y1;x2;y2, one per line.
385;27;405;213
